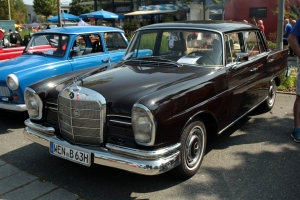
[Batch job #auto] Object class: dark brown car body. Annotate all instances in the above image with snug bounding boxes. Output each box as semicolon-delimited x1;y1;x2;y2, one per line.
23;21;288;178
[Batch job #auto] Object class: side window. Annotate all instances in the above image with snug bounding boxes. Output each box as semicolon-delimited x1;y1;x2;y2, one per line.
133;32;156;58
104;32;127;52
244;31;260;57
257;32;267;53
72;35;87;57
87;33;104;53
225;32;244;65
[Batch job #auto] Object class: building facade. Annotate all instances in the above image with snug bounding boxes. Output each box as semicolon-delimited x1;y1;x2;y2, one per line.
225;0;300;40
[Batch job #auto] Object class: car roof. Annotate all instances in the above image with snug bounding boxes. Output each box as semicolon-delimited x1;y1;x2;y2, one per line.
35;26;123;35
138;20;260;33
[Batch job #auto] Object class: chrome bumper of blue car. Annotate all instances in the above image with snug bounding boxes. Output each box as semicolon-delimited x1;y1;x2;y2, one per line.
23;119;181;175
0;102;26;111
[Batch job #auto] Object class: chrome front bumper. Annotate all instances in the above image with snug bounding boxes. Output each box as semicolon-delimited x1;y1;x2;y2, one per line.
23;119;181;175
0;102;26;111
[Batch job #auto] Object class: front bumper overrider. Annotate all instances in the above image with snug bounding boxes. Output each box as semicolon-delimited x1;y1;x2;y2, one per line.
23;119;181;175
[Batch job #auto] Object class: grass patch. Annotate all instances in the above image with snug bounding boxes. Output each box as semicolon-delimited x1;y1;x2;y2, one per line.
277;67;297;93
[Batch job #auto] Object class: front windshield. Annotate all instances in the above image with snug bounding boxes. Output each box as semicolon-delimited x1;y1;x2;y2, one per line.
23;34;69;57
124;29;223;66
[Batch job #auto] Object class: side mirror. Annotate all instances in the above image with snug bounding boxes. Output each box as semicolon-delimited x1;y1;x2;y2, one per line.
235;52;249;62
72;46;80;53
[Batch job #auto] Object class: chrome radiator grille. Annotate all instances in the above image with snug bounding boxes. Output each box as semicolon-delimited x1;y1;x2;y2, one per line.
0;86;10;96
58;86;106;145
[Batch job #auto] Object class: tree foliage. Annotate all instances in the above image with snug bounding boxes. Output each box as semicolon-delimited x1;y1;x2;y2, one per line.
33;0;57;19
272;0;300;20
69;0;93;16
0;0;15;20
13;0;27;23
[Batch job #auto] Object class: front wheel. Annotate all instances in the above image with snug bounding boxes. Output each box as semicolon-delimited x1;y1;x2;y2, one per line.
170;119;207;179
259;80;276;112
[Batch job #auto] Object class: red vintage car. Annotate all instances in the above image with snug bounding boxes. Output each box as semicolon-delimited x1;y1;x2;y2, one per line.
0;30;30;61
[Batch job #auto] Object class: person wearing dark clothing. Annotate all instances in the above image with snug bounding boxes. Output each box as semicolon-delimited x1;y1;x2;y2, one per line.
288;18;300;142
150;16;155;24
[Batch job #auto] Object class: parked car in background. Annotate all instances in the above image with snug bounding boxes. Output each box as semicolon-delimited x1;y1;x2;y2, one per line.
0;26;128;112
23;21;288;179
0;31;31;61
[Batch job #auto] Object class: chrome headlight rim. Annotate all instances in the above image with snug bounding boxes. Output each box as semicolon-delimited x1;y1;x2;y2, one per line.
24;87;43;120
132;103;156;146
6;74;19;90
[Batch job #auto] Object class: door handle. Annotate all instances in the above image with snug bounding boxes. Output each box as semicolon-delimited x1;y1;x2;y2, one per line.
268;58;274;63
102;58;109;62
250;67;258;72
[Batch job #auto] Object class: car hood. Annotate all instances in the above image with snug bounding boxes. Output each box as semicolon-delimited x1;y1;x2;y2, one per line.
0;55;61;81
78;65;215;115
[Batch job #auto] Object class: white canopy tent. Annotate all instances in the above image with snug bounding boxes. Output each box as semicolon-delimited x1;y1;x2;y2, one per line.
124;10;177;16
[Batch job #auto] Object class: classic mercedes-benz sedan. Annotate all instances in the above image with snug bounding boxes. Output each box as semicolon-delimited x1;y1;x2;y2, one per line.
0;26;128;112
23;21;288;179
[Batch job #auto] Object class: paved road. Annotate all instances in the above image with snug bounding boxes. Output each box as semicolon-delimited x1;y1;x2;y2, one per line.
0;93;299;200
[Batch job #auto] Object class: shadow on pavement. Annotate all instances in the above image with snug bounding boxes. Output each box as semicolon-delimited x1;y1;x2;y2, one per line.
0;94;299;200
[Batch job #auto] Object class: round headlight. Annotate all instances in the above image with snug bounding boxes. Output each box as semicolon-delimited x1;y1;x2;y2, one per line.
6;74;19;90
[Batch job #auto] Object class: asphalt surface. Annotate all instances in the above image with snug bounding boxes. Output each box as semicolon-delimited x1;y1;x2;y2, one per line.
0;55;300;200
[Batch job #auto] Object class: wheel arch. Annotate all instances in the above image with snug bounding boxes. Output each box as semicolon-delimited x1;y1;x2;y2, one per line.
273;76;281;86
181;111;219;139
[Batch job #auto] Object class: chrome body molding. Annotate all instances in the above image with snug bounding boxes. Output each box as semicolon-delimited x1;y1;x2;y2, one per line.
218;96;268;134
0;102;27;111
23;120;181;175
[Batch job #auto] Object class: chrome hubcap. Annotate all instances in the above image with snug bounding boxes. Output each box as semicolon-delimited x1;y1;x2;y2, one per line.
185;125;204;170
268;84;275;106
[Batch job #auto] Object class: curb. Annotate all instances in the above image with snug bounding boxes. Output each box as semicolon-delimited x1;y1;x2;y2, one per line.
276;91;296;95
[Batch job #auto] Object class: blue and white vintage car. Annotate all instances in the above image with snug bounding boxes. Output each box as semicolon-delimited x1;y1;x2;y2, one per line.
0;26;128;112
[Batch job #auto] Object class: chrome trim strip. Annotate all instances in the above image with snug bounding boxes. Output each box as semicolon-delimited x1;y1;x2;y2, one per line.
0;102;27;111
45;102;58;106
107;114;131;118
24;124;180;175
109;119;132;125
47;107;58;111
218;96;268;134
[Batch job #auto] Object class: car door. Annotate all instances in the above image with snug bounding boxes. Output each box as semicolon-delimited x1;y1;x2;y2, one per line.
225;32;261;123
69;33;110;71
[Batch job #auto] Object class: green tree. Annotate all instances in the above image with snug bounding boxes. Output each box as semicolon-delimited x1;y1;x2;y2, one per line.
69;0;93;16
33;0;57;19
272;0;300;20
0;0;15;20
13;0;27;23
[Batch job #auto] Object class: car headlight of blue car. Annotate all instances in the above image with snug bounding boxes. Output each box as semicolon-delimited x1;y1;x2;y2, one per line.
24;87;43;119
6;74;19;90
132;103;156;146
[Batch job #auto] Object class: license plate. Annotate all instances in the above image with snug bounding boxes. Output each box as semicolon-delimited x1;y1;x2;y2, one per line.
50;141;91;166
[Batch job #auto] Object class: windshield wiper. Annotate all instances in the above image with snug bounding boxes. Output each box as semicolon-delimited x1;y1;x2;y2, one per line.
124;56;182;68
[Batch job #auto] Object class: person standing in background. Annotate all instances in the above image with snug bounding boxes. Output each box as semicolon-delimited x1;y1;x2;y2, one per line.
289;19;297;56
288;18;300;142
257;20;265;33
283;19;292;49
